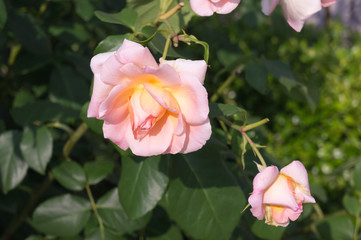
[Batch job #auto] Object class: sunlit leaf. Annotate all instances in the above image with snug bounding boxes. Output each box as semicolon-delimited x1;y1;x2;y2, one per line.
95;8;137;31
53;161;87;191
94;34;131;55
84;159;115;185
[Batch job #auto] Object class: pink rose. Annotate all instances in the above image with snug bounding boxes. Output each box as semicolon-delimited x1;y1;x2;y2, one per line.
87;40;211;157
248;161;315;227
261;0;336;32
190;0;240;16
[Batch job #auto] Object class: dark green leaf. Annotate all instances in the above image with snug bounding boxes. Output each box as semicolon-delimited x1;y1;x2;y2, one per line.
245;61;268;94
12;90;35;108
49;66;89;110
148;34;183;58
20;126;52;175
95;8;137;30
49;23;91;44
209;102;246;118
13;54;51;75
75;0;94;21
97;188;151;235
354;160;361;191
94;34;131;55
0;0;6;31
118;155;169;219
8;10;51;55
33;194;91;236
11;100;79;126
316;214;354;240
25;236;43;240
81;103;103;135
53;161;87;191
148;225;183;240
251;220;286;240
84;159;114;185
343;194;361;216
0;131;28;194
262;58;294;80
161;144;246;240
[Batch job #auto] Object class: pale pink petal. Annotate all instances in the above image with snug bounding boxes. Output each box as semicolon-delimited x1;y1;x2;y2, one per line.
294;187;316;203
261;0;280;15
280;0;322;32
143;83;178;114
212;0;240;14
126;115;173;156
263;175;300;211
87;74;113;118
144;64;181;86
249;192;266;220
98;83;132;123
190;0;215;16
100;54;124;85
90;52;114;74
269;204;302;226
103;117;130;151
160;59;207;85
179;119;211;153
119;63;144;79
116;39;158;68
165;114;187;154
321;0;336;7
280;161;311;191
252;166;279;191
169;72;209;125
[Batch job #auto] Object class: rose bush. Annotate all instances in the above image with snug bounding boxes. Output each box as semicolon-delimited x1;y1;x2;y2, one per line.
248;161;315;227
190;0;240;16
261;0;336;32
88;40;211;156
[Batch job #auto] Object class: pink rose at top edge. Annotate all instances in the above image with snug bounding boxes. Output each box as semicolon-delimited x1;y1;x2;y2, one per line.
248;160;315;227
88;39;212;157
190;0;241;16
261;0;337;32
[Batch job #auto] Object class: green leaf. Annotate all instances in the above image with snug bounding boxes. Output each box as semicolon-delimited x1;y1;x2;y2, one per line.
49;23;91;44
75;0;94;21
49;66;89;110
343;194;361;216
148;34;182;58
209;103;246;119
0;131;28;194
97;188;151;235
245;60;268;94
94;34;131;55
12;89;35;108
53;161;87;191
94;8;138;31
11;100;79;126
251;220;285;240
33;194;91;236
0;0;7;31
118;155;169;219
20;126;53;175
316;214;354;240
354;160;361;191
8;10;51;55
25;236;43;240
161;144;246;240
84;159;115;185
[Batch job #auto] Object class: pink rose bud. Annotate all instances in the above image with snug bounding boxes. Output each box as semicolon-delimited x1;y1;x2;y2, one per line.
88;40;211;156
248;160;315;227
262;0;335;32
190;0;240;16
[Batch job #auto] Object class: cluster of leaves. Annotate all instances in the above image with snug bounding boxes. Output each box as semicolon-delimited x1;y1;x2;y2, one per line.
1;0;360;240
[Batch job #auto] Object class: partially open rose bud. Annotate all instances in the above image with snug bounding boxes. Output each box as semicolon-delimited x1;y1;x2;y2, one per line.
248;160;315;227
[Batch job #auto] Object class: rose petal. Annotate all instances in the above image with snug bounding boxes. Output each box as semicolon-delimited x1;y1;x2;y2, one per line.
143;82;178;114
249;192;266;220
179;119;211;153
88;74;113;118
126;114;173;156
103;117;130;151
261;0;280;15
116;39;158;68
281;160;311;191
263;175;300;211
280;0;322;32
90;51;114;74
100;54;125;85
211;0;240;14
144;64;181;86
160;59;207;85
169;72;209;124
321;0;336;7
190;0;215;16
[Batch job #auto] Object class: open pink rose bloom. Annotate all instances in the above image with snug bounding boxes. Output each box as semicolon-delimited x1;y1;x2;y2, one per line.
261;0;336;32
248;161;315;227
88;40;211;156
190;0;240;16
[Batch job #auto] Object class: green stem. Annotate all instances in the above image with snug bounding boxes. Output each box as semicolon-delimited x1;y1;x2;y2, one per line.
158;2;184;20
241;118;269;132
2;173;54;240
47;122;74;136
162;35;172;60
210;72;236;102
242;132;267;167
354;213;360;240
63;122;88;160
86;184;105;240
313;203;324;219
